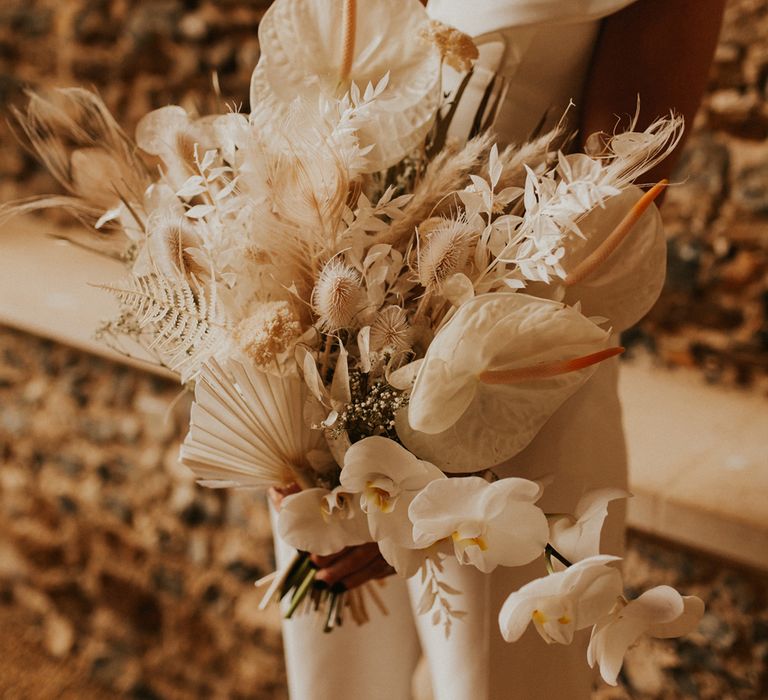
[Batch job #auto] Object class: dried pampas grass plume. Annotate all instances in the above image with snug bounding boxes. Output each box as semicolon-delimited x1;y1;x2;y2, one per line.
1;88;150;229
377;133;493;248
235;301;302;368
370;306;413;359
419;20;479;73
312;259;363;332
417;218;474;293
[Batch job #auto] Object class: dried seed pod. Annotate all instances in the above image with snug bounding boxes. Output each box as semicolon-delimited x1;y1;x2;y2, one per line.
312;259;363;332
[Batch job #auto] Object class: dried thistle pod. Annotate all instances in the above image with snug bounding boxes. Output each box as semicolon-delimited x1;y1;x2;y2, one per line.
417;218;474;294
370;306;414;360
312;259;363;332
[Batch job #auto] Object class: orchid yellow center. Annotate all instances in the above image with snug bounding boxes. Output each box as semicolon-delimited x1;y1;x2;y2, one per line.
365;481;395;513
532;609;571;626
451;530;488;551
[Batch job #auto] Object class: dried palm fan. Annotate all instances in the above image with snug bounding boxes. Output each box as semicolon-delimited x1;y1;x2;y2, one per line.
180;358;322;490
1;88;151;237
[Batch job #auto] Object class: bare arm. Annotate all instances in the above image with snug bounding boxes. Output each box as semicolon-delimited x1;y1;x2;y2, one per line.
581;0;726;182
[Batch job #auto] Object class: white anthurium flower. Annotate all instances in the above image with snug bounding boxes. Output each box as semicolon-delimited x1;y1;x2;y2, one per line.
558;184;667;331
397;293;619;472
250;0;441;172
548;488;629;567
278;487;371;556
588;586;705;686
136;106;217;189
408;476;548;573
498;555;623;645
339;436;445;557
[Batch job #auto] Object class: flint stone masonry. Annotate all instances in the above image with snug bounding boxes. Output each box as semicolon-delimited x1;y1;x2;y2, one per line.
2;325;768;699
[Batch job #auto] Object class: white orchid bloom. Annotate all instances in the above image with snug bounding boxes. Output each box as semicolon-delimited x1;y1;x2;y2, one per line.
397;293;620;472
408;476;548;573
548;488;629;566
339;437;445;574
559;184;667;331
498;555;623;645
588;586;705;686
249;0;441;172
277;487;371;556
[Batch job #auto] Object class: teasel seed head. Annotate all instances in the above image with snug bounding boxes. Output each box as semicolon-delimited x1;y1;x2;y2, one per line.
312;258;363;332
370;305;413;359
417;218;474;294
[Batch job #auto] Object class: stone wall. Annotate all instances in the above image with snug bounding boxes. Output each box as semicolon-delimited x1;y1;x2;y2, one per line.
0;328;287;699
1;0;767;388
1;326;767;698
639;0;768;391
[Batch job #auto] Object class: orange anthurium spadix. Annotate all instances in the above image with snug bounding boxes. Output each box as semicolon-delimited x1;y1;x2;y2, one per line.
559;183;667;331
396;293;614;473
478;347;624;385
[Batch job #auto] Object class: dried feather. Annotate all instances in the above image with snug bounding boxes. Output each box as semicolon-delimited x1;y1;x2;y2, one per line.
599;113;684;187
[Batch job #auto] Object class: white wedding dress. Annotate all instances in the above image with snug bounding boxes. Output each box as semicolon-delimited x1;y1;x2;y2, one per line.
274;2;639;698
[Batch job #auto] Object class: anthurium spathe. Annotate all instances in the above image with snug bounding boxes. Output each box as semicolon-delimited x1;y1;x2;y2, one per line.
249;0;441;172
277;487;371;556
339;437;445;573
548;488;629;566
408;476;548;573
588;585;705;685
560;183;667;331
397;293;619;472
498;555;623;645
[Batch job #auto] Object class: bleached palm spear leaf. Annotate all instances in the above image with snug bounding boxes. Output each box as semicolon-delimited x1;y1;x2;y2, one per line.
180;358;321;489
97;274;230;379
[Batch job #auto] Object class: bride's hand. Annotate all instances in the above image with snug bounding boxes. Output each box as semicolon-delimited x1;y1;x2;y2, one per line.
268;483;300;510
312;543;395;591
269;486;394;589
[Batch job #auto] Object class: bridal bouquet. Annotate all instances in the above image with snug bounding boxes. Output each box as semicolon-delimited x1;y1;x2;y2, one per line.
4;0;703;685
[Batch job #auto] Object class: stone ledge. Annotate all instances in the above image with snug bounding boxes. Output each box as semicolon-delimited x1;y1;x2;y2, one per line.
3;216;766;570
620;357;768;570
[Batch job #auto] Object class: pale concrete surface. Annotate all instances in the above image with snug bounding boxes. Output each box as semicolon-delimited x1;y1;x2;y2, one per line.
2;216;767;571
620;357;768;570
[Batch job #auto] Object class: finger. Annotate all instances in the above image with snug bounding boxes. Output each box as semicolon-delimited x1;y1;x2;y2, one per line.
341;559;395;591
268;483;300;511
267;488;284;511
311;548;352;568
315;545;380;585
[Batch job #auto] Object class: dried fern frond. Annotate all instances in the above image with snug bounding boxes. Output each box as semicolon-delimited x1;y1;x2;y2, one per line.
2;88;151;230
377;132;493;247
96;273;230;380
